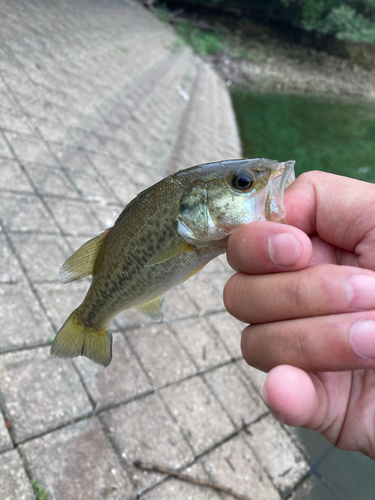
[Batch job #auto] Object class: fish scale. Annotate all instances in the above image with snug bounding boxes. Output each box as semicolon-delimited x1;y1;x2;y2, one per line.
51;158;295;366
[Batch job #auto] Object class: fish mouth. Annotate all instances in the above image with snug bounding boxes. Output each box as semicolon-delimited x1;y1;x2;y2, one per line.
265;159;295;221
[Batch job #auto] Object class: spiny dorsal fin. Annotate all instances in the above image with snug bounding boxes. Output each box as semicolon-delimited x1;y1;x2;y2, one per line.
145;241;195;267
134;295;164;321
60;229;111;284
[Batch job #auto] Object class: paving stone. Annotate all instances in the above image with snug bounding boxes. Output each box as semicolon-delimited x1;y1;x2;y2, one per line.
141;462;221;500
0;411;13;452
206;312;244;359
204;362;267;428
22;161;76;196
0;109;34;135
56;148;118;203
244;414;309;495
241;363;268;394
115;307;155;331
0;157;33;192
8;232;71;281
0;284;54;350
180;271;225;314
20;418;134;500
92;202;122;228
0;133;14;158
162;286;200;321
127;323;196;387
87;154;139;205
201;432;280;500
75;333;152;408
0;234;26;283
0;449;35;500
160;376;235;455
34;281;90;330
0;192;58;233
0;347;92;443
33;116;71;143
103;393;193;491
171;317;230;371
45;197;104;235
3;131;55;164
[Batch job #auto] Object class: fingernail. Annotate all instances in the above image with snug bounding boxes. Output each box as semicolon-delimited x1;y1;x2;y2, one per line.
268;233;301;267
346;275;375;310
350;320;375;359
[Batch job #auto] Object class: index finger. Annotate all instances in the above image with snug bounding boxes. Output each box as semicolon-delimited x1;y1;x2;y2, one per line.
227;221;312;274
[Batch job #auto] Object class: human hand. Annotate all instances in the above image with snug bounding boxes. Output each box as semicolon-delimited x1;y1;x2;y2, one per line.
224;171;375;459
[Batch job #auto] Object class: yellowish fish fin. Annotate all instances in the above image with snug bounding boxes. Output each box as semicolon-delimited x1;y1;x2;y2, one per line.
134;295;164;321
50;309;112;367
179;262;209;284
145;241;195;267
60;229;111;284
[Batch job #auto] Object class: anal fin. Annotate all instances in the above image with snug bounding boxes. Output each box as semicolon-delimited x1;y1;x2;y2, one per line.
134;295;164;321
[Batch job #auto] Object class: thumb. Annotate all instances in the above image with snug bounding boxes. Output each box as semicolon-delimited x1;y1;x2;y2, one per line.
285;171;375;270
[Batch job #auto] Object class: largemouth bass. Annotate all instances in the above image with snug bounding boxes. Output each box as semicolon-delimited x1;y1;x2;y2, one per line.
51;158;295;366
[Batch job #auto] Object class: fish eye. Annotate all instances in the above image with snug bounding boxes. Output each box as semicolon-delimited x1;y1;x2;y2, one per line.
230;169;254;192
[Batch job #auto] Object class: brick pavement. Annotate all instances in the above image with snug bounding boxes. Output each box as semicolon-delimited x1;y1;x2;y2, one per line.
0;0;310;498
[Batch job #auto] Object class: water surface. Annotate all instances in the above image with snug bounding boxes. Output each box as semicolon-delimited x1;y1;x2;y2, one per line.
231;90;375;183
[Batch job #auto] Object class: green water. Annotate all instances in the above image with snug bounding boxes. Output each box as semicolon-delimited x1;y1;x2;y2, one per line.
231;90;375;183
230;89;375;498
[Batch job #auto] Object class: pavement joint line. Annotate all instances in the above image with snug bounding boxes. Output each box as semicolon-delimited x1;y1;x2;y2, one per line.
165;319;242;430
0;357;244;450
0;129;75;242
97;412;140;491
113;307;230;333
0;189;125;207
134;410;271;500
0;78;113;213
0;218;60;336
165;61;202;176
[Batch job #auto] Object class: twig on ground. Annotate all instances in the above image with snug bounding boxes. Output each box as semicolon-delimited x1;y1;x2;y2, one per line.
133;460;252;500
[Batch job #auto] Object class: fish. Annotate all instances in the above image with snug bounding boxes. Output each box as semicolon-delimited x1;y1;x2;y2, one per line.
51;158;295;367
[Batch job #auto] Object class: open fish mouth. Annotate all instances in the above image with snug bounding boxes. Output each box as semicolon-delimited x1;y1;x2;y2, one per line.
265;159;295;221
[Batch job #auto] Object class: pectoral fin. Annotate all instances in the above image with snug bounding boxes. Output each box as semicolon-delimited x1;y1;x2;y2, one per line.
134;295;164;321
60;229;111;284
145;241;195;267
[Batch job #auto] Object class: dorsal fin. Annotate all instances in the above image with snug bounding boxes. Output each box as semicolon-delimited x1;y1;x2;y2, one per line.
60;229;111;284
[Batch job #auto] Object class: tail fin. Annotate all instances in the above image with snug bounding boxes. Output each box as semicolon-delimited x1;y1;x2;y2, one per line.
50;309;112;367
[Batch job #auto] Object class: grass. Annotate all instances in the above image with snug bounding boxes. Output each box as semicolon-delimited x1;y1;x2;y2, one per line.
156;4;170;23
155;5;269;61
176;20;225;56
30;479;52;500
165;37;184;53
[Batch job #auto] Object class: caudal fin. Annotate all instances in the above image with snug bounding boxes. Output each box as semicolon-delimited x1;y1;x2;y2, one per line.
50;309;112;367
